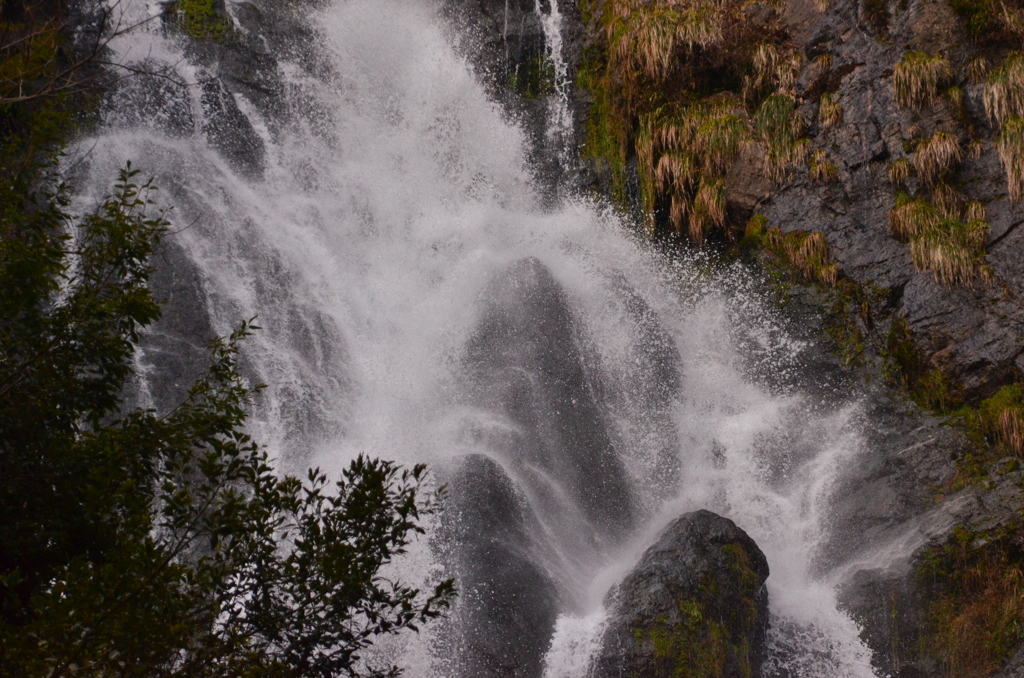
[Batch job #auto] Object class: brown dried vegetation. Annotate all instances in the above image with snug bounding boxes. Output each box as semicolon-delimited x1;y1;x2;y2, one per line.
581;0;800;242
893;51;952;110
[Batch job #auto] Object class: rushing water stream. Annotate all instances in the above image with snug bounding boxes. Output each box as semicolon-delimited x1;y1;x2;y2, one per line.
71;0;881;675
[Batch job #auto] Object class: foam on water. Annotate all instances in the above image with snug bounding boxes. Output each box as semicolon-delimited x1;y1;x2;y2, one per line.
74;0;879;675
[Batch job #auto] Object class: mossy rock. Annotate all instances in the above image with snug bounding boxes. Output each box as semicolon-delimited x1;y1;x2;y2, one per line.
590;510;770;678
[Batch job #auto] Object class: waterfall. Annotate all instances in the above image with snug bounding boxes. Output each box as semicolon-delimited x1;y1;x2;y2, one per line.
71;0;880;675
534;0;573;167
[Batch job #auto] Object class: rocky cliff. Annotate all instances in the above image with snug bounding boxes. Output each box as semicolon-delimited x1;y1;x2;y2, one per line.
446;0;1024;675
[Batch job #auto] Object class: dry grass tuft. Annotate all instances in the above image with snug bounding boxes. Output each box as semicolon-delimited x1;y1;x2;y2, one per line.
945;86;964;117
968;56;989;84
889;157;911;187
910;217;990;286
607;2;725;82
998;408;1024;455
819;92;843;128
965;200;987;222
984;52;1024;126
639;98;748;240
890;192;941;240
997;116;1024;200
968;138;985;159
754;93;805;182
811;54;832;79
745;44;802;100
894;51;952;109
914;131;962;184
932;182;965;220
809;148;839;183
766;227;838;285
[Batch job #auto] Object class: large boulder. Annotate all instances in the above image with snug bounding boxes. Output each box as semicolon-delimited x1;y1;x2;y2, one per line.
590;510;770;678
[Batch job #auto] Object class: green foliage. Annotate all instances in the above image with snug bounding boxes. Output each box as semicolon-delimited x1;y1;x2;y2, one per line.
918;527;1024;678
950;0;1000;37
0;153;454;676
577;0;796;242
170;0;231;42
754;93;807;182
507;55;556;99
632;564;761;677
763;226;838;286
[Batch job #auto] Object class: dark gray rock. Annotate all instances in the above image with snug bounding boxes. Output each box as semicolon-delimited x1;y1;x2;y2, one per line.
440;0;589;198
102;65;195;137
589;510;770;678
751;0;1024;398
465;257;637;543
199;75;266;178
437;454;560;678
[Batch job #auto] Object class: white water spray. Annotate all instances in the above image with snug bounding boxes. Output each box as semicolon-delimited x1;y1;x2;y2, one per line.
74;0;880;676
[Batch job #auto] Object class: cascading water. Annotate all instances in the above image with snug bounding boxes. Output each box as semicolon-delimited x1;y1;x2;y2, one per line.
72;0;881;675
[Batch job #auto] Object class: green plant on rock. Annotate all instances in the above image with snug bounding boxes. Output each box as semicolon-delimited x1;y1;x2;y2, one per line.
638;96;748;240
508;54;556;99
983;54;1024;200
755;93;807;183
984;53;1024;125
818;92;843;128
997;116;1024;200
893;51;952;110
579;0;798;242
809;148;839;183
977;384;1024;456
170;0;231;42
890;191;941;239
765;226;839;285
606;0;725;82
919;528;1024;678
909;216;990;286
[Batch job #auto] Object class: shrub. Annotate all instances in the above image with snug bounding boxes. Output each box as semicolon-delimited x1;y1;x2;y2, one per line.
921;530;1024;678
893;51;952;109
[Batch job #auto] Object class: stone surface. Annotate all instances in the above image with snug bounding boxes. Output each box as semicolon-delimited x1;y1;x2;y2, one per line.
752;0;1024;398
465;256;638;541
589;510;770;678
437;454;560;678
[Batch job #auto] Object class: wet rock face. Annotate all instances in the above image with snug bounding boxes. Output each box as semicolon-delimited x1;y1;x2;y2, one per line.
440;0;589;196
747;0;1024;398
438;454;559;678
590;510;770;678
466;257;637;542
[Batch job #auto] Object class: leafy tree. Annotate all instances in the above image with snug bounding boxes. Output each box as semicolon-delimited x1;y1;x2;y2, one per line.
0;135;452;678
2;2;454;672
